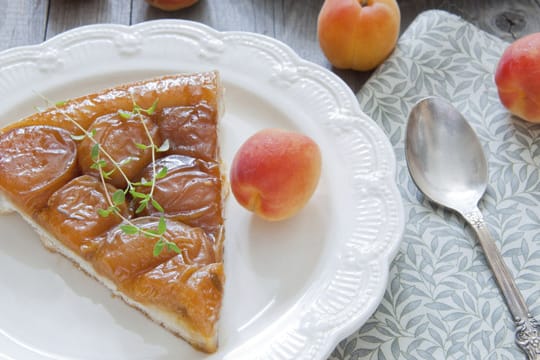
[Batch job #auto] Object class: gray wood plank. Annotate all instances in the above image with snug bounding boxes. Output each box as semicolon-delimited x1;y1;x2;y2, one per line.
130;0;329;73
471;0;540;41
399;0;540;42
0;0;48;51
131;0;295;37
45;0;131;39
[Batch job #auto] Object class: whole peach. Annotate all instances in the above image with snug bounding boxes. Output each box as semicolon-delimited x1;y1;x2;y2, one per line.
495;32;540;123
317;0;401;71
145;0;199;11
230;128;322;221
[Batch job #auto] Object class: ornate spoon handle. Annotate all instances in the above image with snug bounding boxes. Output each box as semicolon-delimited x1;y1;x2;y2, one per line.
463;207;540;359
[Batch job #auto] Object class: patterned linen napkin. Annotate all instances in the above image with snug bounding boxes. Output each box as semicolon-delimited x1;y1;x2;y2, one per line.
330;9;540;360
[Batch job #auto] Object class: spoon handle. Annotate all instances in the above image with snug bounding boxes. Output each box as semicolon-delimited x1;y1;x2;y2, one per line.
463;208;540;359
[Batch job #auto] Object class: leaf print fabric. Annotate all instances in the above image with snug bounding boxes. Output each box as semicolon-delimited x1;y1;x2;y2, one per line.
330;10;540;360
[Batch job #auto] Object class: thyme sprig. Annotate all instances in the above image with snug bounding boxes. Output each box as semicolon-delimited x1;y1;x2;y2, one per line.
41;95;179;256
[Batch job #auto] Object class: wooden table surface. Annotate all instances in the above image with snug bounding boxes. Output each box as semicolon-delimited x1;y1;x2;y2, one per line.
3;0;540;93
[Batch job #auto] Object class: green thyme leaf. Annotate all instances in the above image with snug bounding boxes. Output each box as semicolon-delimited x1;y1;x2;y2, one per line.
130;190;147;199
98;208;112;217
145;229;160;236
55;100;67;107
120;224;139;235
138;177;147;185
135;198;148;214
90;159;107;170
112;189;125;205
90;128;97;138
91;143;100;161
155;166;168;179
70;133;86;141
118;109;132;119
157;216;167;234
156;139;170;153
135;143;149;150
166;241;181;254
118;157;134;166
146;99;159;115
151;199;165;213
153;238;165;256
140;178;153;187
103;169;115;179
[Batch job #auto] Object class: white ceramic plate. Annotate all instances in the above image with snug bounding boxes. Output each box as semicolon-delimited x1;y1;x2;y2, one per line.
0;20;404;360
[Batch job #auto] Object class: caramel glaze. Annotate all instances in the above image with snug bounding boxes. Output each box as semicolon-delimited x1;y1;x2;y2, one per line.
92;216;223;338
0;72;224;352
0;72;221;136
131;259;224;337
135;154;223;246
37;175;131;259
78;112;161;189
158;102;218;162
93;217;216;284
0;125;78;215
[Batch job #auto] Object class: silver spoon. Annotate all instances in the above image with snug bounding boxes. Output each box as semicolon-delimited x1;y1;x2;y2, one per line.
405;96;540;359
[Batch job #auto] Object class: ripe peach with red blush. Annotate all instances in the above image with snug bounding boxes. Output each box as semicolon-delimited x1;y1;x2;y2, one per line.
145;0;199;11
495;32;540;123
230;128;322;221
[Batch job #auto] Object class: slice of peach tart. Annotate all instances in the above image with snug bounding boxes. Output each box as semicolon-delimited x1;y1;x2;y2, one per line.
0;71;226;353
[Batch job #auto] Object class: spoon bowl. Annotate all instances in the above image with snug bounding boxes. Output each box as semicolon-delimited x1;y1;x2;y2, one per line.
405;96;488;212
405;96;540;359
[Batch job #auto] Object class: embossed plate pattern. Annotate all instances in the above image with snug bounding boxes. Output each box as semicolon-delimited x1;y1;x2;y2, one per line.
0;20;404;360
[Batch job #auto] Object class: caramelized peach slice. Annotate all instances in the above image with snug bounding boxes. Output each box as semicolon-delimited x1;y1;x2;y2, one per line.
93;217;216;285
130;259;224;347
0;125;78;215
134;155;223;242
158;102;218;161
37;175;130;259
78;112;160;189
1;72;221;135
